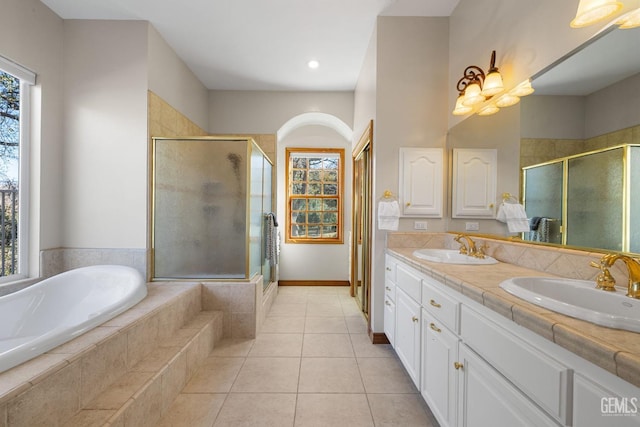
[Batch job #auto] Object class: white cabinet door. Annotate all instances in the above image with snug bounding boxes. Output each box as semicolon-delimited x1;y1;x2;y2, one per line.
421;309;458;427
395;287;421;388
452;148;497;218
573;374;640;426
457;344;558;427
384;295;395;348
399;148;443;217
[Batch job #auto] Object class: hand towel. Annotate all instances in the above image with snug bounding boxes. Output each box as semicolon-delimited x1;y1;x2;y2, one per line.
377;200;400;231
496;202;530;233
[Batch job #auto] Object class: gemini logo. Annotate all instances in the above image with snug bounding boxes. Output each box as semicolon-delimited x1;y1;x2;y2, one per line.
601;397;638;416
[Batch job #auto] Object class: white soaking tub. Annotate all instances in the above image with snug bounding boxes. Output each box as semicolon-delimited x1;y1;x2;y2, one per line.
0;265;147;372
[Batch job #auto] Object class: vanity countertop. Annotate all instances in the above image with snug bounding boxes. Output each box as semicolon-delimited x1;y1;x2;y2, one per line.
386;247;640;388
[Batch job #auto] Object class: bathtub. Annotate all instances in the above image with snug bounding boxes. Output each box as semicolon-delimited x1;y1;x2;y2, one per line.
0;265;147;372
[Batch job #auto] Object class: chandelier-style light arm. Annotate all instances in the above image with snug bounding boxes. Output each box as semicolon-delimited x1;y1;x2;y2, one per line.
456;66;485;93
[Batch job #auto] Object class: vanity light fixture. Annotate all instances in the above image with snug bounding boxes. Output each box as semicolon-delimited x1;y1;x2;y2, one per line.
570;0;640;28
455;50;504;109
571;0;623;28
495;92;520;108
618;6;640;27
477;103;500;116
510;79;535;97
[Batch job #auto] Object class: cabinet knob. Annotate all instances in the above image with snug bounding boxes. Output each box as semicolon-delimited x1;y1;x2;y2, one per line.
412;316;419;323
406;202;411;207
430;323;441;333
385;286;391;291
454;362;464;370
429;299;441;308
385;300;391;306
386;267;392;271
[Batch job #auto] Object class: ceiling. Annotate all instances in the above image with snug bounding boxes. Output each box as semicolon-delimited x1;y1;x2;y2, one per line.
40;0;460;91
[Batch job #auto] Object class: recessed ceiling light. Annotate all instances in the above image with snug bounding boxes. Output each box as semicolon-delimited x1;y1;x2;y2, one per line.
308;60;320;69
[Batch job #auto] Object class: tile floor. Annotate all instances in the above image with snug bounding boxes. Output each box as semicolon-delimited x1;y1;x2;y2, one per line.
158;286;439;427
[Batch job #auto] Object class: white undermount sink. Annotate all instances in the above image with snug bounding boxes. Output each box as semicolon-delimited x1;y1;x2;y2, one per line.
412;249;498;265
500;276;640;333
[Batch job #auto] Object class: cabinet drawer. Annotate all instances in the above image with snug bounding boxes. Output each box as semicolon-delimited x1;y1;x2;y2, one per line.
422;276;459;333
396;263;422;302
385;255;397;283
461;307;571;425
384;278;396;302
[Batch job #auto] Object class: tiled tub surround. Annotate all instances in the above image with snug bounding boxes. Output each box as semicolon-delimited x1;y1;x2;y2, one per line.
386;232;640;388
0;282;224;427
40;248;147;279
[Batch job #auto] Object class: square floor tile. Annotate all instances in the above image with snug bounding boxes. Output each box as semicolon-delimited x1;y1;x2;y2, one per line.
268;303;307;317
210;339;254;357
247;333;303;357
182;357;244;393
367;393;438;427
302;334;354;357
345;315;369;334
298;358;364;393
294;394;374;427
231;357;300;393
350;334;395;358
306;303;344;317
358;357;418;394
304;317;348;334
261;316;305;333
158;393;226;427
213;393;296;427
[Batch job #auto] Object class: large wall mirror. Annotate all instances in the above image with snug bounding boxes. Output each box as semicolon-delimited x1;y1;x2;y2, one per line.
447;26;640;255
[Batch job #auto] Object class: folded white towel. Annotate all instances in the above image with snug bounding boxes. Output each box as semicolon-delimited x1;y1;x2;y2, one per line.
378;200;400;231
496;202;530;233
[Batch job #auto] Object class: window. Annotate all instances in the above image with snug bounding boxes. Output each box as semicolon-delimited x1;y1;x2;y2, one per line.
286;148;344;243
0;56;35;280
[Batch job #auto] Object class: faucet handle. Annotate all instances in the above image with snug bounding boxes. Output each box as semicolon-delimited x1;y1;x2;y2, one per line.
475;243;489;259
590;260;617;292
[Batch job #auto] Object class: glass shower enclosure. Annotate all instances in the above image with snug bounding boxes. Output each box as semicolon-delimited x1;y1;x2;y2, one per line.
151;137;274;281
523;144;639;253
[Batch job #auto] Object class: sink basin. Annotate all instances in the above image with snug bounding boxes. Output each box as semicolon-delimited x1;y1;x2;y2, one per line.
500;277;640;332
412;249;498;265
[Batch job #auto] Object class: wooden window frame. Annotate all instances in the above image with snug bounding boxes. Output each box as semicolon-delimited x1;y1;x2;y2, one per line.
285;147;344;244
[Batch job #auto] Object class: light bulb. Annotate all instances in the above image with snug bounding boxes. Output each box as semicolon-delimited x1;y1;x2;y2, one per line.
462;82;485;106
481;71;504;96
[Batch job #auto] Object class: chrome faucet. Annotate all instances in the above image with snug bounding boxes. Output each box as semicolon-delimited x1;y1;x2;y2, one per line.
590;253;640;299
454;234;486;259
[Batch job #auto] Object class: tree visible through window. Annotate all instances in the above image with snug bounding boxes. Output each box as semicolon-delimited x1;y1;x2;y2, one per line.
0;71;20;276
286;148;343;243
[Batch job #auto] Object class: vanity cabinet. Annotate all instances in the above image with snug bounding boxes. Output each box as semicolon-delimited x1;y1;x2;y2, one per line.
420;274;460;427
393;262;424;388
457;344;560;427
395;287;421;387
384;256;397;346
399;148;443;217
452;148;497;218
385;253;638;427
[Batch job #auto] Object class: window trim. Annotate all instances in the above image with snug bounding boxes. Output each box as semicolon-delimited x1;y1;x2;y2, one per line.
285;147;344;244
0;55;35;282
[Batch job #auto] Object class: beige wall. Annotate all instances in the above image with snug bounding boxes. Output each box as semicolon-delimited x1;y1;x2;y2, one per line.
360;16;450;332
208;91;354;282
0;0;65;276
448;0;610;129
148;26;209;131
62;20;149;249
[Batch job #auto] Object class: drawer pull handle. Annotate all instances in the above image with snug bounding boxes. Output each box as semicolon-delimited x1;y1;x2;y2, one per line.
412;316;419;323
385;300;391;306
385;286;391;291
454;362;464;370
430;323;441;333
386;267;392;271
430;299;441;308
